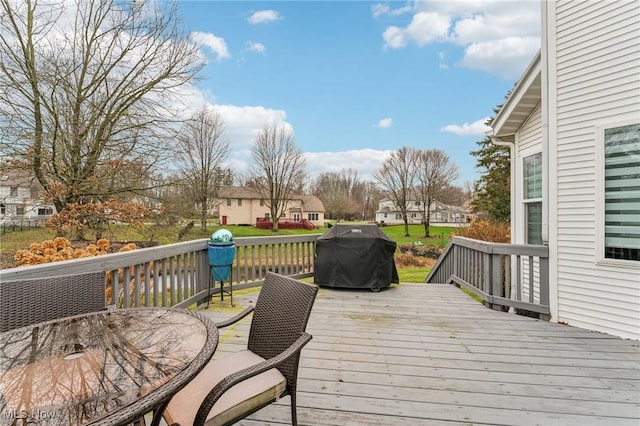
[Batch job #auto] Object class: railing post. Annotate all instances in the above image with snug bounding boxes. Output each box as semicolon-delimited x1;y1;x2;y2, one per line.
197;248;210;302
452;244;459;279
483;251;492;295
539;256;550;320
491;252;504;311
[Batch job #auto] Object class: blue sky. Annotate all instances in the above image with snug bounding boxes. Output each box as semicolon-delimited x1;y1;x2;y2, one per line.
175;0;541;185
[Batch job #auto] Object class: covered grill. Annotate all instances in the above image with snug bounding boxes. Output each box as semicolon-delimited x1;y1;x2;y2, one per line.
314;224;399;291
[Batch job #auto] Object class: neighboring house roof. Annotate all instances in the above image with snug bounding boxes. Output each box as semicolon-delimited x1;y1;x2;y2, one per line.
300;195;325;213
218;186;261;199
218;186;326;213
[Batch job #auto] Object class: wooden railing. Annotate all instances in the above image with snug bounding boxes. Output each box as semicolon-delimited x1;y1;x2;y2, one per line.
0;234;320;310
426;236;550;319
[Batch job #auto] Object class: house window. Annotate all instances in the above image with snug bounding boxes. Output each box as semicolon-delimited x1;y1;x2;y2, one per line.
10;186;17;197
226;198;231;206
414;201;420;206
264;213;270;219
603;123;640;261
308;213;318;221
16;206;24;215
260;199;264;206
523;153;542;245
37;207;53;215
238;199;242;207
0;204;4;214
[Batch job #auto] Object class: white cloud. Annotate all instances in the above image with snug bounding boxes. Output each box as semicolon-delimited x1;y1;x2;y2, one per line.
371;3;413;18
379;0;540;79
214;105;291;176
216;104;288;148
191;32;230;61
248;10;282;25
438;51;449;69
461;36;540;79
383;12;450;49
305;149;393;181
371;4;391;18
246;41;266;54
441;117;491;136
377;118;393;128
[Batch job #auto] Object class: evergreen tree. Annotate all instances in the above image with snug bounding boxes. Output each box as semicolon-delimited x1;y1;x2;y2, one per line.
470;115;511;222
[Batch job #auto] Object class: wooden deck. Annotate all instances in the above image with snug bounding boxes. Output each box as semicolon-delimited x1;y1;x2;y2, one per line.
199;283;640;426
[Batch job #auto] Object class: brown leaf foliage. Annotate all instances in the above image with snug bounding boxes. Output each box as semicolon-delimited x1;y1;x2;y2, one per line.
455;219;511;243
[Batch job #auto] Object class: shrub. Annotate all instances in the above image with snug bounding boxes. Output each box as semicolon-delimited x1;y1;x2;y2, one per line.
455;219;510;243
397;243;441;259
14;237;113;266
394;253;436;268
13;237;140;307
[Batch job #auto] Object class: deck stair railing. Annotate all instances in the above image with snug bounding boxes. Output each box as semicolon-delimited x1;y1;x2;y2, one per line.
0;234;320;310
426;236;550;319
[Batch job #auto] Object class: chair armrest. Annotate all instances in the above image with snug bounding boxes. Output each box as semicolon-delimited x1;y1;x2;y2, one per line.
215;305;255;328
194;332;313;423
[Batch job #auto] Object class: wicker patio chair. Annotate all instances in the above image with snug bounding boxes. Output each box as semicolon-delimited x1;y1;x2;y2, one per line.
0;271;106;333
163;272;318;426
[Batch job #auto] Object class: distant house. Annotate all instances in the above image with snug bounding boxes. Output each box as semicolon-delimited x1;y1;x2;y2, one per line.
375;198;473;226
217;186;325;228
0;169;55;224
490;1;639;339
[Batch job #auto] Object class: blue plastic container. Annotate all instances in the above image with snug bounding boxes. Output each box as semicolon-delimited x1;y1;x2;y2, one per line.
208;229;235;281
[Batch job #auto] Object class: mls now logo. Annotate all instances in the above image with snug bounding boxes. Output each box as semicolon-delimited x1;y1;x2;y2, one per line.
3;408;58;422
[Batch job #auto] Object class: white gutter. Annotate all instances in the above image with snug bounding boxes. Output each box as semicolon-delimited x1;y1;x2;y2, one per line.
540;1;552;246
486;131;516;244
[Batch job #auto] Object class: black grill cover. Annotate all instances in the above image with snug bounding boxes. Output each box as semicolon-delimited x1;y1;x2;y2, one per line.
314;224;399;290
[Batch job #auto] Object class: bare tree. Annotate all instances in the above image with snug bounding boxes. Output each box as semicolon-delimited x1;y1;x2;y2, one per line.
360;181;381;221
248;125;307;231
415;149;460;237
0;0;204;214
176;107;229;229
374;147;417;236
311;168;363;220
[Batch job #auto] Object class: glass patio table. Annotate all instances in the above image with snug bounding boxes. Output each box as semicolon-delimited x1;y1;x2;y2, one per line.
0;307;218;425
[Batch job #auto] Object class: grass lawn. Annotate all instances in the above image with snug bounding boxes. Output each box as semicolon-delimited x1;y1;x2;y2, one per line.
397;267;430;283
377;223;457;248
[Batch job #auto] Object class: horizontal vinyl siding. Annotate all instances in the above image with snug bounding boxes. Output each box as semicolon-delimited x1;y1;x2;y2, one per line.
553;0;640;340
518;104;542;154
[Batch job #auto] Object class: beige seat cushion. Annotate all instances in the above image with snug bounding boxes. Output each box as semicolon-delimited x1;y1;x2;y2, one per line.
164;350;286;425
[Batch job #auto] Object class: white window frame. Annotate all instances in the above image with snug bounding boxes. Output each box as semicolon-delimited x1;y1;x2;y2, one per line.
595;119;640;267
523;152;543;245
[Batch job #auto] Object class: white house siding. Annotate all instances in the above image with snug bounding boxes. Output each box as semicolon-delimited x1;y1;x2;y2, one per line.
515;105;543;303
552;0;640;339
517;104;542;155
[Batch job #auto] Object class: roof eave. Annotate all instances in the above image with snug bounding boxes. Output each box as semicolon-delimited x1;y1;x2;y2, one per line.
491;50;542;137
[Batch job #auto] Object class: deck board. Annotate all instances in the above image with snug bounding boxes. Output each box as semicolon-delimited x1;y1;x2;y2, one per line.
199;283;640;425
